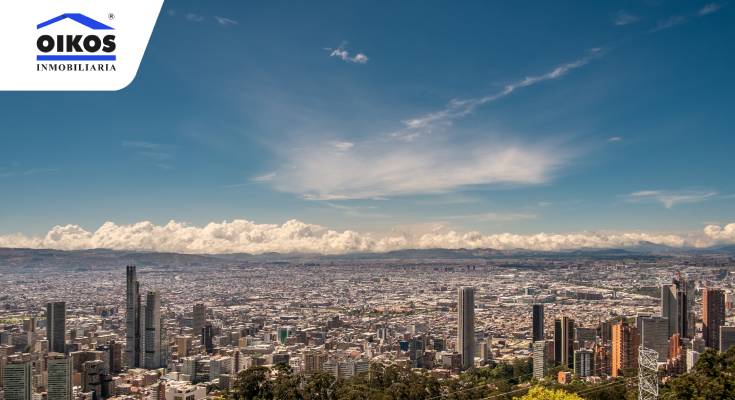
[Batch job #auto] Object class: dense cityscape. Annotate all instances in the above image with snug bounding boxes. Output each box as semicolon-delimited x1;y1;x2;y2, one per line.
1;248;734;399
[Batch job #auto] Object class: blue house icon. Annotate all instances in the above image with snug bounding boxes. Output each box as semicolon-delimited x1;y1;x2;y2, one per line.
37;13;113;30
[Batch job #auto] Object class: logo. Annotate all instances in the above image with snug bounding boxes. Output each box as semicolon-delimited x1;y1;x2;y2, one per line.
36;13;116;72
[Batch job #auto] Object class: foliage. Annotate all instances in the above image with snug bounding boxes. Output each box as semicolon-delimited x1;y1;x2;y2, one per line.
661;347;735;399
515;387;583;400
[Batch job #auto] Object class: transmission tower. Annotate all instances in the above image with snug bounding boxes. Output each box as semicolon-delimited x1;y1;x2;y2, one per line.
638;346;659;400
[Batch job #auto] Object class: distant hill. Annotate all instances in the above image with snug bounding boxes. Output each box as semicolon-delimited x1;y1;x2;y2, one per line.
0;243;732;270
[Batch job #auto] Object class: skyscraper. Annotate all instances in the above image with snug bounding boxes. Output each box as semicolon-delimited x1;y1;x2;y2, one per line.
532;304;544;342
554;319;562;366
639;315;669;362
144;291;162;369
561;316;574;369
47;353;72;400
703;288;725;349
532;340;548;380
573;349;594;378
192;303;206;342
3;360;31;400
81;360;104;399
46;301;66;354
611;321;639;377
661;284;678;338
202;323;214;354
457;286;475;370
125;265;142;368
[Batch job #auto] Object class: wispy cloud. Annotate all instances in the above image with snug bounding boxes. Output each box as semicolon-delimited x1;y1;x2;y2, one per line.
252;172;277;182
624;189;717;208
650;15;687;32
607;136;623;142
122;141;174;169
214;16;238;26
122;140;160;149
186;13;205;22
325;43;369;64
390;48;603;142
613;11;640;26
444;212;537;222
699;2;725;16
0;166;58;178
263;52;600;200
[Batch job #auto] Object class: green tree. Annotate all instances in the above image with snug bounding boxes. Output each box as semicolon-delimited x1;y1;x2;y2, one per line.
272;363;304;400
232;366;273;400
303;370;337;400
662;347;735;399
514;386;582;400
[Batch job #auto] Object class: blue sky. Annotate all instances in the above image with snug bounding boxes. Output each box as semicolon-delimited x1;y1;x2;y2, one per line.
1;0;734;252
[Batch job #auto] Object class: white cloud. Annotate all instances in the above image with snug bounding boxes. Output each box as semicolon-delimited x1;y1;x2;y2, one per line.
624;190;717;208
330;141;354;151
704;223;735;243
607;136;622;142
650;16;687;32
613;11;639;26
2;219;730;254
214;16;238;26
390;50;601;142
270;137;572;200
186;13;205;22
262;52;602;200
252;172;277;182
325;43;369;64
699;3;724;16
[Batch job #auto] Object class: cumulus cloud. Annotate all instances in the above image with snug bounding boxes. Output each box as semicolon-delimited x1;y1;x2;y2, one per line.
2;219;731;254
704;223;735;243
325;43;369;64
624;190;717;209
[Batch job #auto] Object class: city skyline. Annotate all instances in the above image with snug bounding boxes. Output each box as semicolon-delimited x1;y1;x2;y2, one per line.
1;1;735;254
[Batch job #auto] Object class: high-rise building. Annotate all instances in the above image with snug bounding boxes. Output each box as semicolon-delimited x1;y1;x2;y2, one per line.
573;349;594;378
47;353;72;400
703;288;725;349
144;291;162;369
560;316;574;369
553;319;562;366
202;323;214;355
3;360;31;400
532;304;544;342
611;321;639;377
457;286;475;371
532;340;549;380
192;304;206;342
46;302;66;354
661;275;695;340
125;265;142;368
639;315;669;362
81;360;104;399
720;326;735;353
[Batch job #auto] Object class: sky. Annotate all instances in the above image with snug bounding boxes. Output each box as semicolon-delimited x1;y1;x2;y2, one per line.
1;0;734;253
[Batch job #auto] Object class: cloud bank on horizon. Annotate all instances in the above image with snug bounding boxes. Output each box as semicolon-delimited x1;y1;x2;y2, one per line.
1;219;733;255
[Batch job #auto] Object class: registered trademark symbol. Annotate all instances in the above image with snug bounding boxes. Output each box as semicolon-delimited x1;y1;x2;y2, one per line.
108;13;115;20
